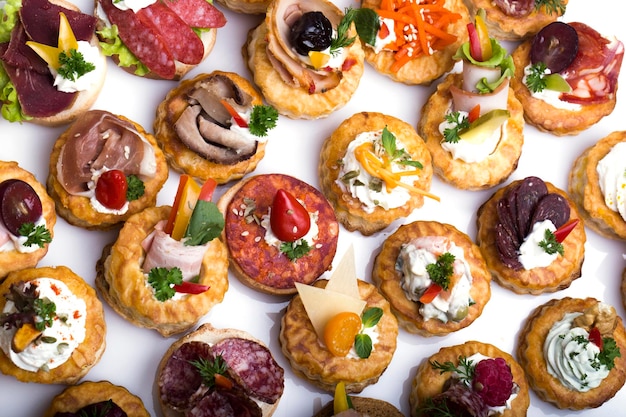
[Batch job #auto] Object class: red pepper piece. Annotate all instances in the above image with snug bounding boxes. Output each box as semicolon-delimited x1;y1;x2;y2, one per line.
220;99;248;128
588;326;603;350
554;219;580;243
467;22;482;61
419;283;443;304
270;189;311;242
173;281;210;294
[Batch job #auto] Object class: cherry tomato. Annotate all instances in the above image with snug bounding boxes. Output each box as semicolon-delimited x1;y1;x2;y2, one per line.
95;170;128;210
270;189;311;242
324;312;361;357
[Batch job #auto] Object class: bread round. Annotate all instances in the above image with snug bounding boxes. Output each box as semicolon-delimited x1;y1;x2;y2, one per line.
319;112;434;235
418;72;525;190
95;206;229;337
0;266;106;384
156;323;284;417
0;161;56;279
409;340;530;416
372;220;491;336
510;40;617;136
18;0;107;126
93;3;217;80
361;0;470;85
462;0;567;41
279;279;398;393
476;178;586;294
43;380;150;417
313;396;404;417
517;297;626;409
216;173;339;296
569;131;626;240
47;110;169;230
154;71;267;184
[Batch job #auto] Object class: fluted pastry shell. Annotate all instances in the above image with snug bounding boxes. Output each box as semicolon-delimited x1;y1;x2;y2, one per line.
568;131;626;240
47;113;169;230
361;0;470;85
0;161;56;279
409;340;530;417
517;297;626;409
462;0;567;41
318;112;434;236
95;206;229;337
418;73;525;190
215;0;269;14
43;380;149;417
154;71;267;185
0;266;106;384
476;179;586;294
372;220;491;336
244;22;364;119
510;41;616;136
279;279;398;393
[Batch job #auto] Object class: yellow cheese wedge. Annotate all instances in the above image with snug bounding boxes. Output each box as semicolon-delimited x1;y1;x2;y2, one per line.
325;245;360;299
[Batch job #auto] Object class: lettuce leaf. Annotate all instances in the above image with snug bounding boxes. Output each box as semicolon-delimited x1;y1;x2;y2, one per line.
0;0;22;43
0;0;29;122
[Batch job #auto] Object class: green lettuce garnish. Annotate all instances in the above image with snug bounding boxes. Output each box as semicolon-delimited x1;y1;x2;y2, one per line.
453;39;515;93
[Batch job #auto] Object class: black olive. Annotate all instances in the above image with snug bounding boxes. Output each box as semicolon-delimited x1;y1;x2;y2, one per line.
289;11;333;56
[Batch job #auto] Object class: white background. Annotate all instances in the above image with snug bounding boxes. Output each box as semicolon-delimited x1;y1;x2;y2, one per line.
2;0;626;416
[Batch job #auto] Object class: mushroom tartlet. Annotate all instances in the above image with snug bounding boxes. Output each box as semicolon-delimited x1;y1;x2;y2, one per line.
155;71;277;184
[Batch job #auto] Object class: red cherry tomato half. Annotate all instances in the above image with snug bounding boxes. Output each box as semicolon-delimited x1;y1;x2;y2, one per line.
95;170;128;210
270;189;311;242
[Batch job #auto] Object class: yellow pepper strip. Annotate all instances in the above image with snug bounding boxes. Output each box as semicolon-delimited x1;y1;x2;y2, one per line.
333;382;351;414
25;12;78;69
475;14;492;61
170;178;201;241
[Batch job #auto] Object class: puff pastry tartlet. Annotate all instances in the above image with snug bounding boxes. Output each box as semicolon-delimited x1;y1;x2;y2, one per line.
43;380;150;417
47;110;169;230
280;278;398;393
510;21;624;136
244;0;365;119
319;112;436;236
517;297;626;410
372;220;491;336
476;176;585;294
0;161;56;279
360;0;470;85
569;131;626;240
462;0;567;41
154;71;274;184
215;0;269;14
0;266;106;384
96;201;229;337
409;340;530;417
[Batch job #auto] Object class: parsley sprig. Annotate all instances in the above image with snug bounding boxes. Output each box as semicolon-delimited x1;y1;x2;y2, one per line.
525;62;548;93
426;252;455;291
33;298;56;331
442;111;470;143
538;229;564;256
148;267;183;301
57;49;95;81
535;0;566;15
126;175;145;201
18;222;52;248
249;105;279;137
280;239;311;261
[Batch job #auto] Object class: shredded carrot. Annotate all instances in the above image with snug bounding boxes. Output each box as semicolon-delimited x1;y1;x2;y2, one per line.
375;0;462;73
353;142;440;202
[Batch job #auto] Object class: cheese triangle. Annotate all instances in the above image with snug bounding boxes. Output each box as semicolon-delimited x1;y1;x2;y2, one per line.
295;245;366;339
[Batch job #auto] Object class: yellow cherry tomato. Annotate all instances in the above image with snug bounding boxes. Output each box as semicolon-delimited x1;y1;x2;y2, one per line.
323;311;361;357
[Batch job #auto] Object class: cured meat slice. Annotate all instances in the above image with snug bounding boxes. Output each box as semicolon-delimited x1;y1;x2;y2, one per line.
20;0;97;43
514;176;547;240
493;0;534;17
530;193;570;229
135;1;205;65
159;341;213;410
1;20;48;74
54;400;127;417
430;380;489;417
496;198;519;248
162;0;227;29
495;222;523;270
211;338;284;404
188;388;262;417
99;0;176;79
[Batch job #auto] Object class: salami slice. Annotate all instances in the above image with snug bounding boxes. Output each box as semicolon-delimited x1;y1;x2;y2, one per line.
162;0;227;29
99;0;176;79
188;388;262;417
211;338;284;404
135;1;205;65
530;193;570;229
514;176;548;240
430;380;489;417
493;0;533;17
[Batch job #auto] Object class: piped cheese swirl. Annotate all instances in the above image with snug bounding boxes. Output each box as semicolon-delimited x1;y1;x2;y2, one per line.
597;141;626;221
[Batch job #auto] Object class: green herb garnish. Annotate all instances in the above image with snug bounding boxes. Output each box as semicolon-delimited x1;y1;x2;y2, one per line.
442;111;470;143
183;200;224;246
18;222;52;248
598;337;621;371
330;7;380;55
426;252;455;291
538;229;564;256
249;105;279;137
526;62;548;93
33;298;56;331
280;239;311;261
57;49;95;81
354;307;383;359
535;0;566;15
430;355;475;385
189;355;229;387
126;174;145;201
381;126;423;168
148;267;183;301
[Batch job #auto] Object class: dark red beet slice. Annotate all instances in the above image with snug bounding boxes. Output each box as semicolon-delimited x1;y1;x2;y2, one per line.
0;179;43;236
531;21;579;73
